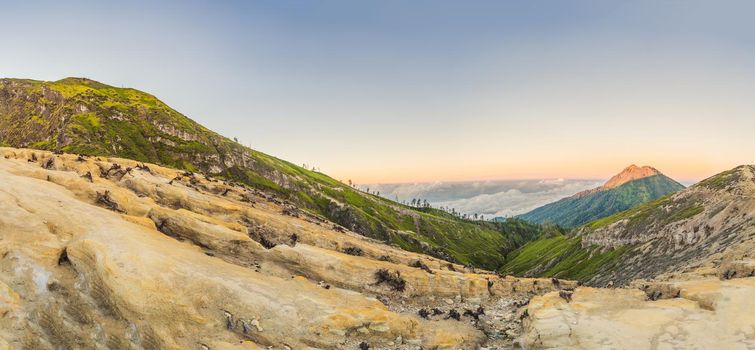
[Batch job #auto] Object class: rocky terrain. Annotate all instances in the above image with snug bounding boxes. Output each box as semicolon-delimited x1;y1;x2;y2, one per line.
0;149;752;349
520;166;755;348
1;78;752;350
519;165;684;228
523;246;755;349
0;147;580;349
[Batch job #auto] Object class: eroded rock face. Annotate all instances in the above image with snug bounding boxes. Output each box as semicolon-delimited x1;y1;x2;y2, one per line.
522;255;755;350
4;148;748;349
0;148;572;349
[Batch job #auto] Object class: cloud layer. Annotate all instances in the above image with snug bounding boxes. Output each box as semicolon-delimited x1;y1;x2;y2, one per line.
365;179;603;218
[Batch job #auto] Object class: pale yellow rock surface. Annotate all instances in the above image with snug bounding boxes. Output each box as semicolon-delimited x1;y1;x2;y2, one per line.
523;278;755;349
0;148;564;349
5;148;747;350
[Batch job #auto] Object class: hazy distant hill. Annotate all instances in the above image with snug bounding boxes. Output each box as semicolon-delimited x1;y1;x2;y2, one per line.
0;77;543;268
518;165;685;228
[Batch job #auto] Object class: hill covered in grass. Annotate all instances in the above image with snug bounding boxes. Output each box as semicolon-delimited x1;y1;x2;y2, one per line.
499;233;628;282
519;165;684;228
501;165;755;285
0;77;543;269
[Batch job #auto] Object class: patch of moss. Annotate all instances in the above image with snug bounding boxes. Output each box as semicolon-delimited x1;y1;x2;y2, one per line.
30;140;54;150
30;115;45;125
71;112;102;131
667;205;704;223
696;167;741;190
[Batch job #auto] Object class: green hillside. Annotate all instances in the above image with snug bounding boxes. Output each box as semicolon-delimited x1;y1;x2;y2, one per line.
500;187;689;283
518;175;684;228
501;165;754;284
0;77;543;269
499;233;628;282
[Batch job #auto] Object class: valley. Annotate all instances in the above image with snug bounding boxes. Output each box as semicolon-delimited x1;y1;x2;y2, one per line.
0;78;753;349
0;78;543;270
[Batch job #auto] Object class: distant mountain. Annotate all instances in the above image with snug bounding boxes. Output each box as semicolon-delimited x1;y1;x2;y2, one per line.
0;77;543;269
518;165;685;228
501;164;755;286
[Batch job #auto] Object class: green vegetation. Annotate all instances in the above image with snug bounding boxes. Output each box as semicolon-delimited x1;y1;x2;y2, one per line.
504;172;728;283
0;77;548;269
500;234;629;282
667;205;704;223
696;165;752;191
586;194;673;230
586;194;704;233
519;175;685;228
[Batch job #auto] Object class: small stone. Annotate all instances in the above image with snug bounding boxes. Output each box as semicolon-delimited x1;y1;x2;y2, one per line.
357;326;369;334
444;298;454;305
330;329;346;336
368;322;390;332
251;318;263;332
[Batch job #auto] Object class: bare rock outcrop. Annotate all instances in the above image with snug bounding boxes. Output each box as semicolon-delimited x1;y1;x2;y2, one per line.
0;148;570;349
3;147;749;349
522;271;755;349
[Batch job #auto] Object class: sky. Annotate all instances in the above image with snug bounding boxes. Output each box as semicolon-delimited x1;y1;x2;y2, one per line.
2;0;754;184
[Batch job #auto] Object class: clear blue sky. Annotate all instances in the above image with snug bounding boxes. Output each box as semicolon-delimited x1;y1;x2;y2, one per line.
3;0;754;183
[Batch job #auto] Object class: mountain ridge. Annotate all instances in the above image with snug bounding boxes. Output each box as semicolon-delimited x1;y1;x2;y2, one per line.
502;164;755;286
518;165;684;228
0;78;752;350
573;164;662;198
0;77;543;269
602;164;660;188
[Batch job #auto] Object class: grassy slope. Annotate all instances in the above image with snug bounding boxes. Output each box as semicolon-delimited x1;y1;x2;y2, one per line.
518;175;685;228
502;191;682;282
501;170;736;282
0;77;544;269
500;234;628;282
581;165;743;232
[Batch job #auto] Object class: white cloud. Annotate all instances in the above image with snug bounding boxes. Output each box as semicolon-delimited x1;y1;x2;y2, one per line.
365;179;603;217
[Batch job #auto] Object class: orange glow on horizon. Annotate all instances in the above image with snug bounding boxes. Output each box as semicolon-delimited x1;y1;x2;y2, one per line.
330;157;742;185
